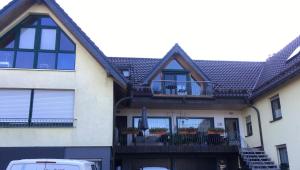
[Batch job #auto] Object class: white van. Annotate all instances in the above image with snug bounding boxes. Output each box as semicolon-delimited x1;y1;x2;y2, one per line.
6;159;97;170
140;167;169;170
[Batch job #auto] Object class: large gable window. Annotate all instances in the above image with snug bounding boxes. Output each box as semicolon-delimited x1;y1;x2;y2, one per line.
0;15;76;70
165;59;184;70
151;59;204;96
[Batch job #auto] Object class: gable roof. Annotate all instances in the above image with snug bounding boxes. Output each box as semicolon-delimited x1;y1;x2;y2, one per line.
108;57;264;97
142;44;210;85
252;35;300;99
0;0;127;88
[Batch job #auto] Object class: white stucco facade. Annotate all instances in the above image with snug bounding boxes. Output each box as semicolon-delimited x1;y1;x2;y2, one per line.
243;77;300;170
0;4;114;147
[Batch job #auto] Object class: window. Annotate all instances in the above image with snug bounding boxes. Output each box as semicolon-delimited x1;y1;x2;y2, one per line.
19;28;36;49
15;52;34;68
177;117;214;133
277;145;289;169
245;115;252;136
40;29;57;50
150;59;210;96
0;89;31;122
37;52;56;69
191;76;201;95
0;51;14;68
32;90;75;124
165;59;184;70
271;95;282;120
0;15;76;70
57;53;76;70
59;31;75;51
122;69;130;77
0;89;74;127
133;117;171;133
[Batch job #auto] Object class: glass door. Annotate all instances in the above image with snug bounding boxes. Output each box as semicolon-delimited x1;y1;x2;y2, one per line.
224;118;240;142
163;72;187;95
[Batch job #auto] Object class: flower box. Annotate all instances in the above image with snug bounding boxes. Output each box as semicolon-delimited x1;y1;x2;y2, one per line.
121;127;139;135
178;127;197;135
149;128;168;136
207;128;225;135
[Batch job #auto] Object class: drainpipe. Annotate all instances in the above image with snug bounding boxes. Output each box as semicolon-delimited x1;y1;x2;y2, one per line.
111;96;133;170
249;105;264;150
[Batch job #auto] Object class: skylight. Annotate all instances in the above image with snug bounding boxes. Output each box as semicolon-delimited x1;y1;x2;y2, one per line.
122;69;130;77
287;46;300;61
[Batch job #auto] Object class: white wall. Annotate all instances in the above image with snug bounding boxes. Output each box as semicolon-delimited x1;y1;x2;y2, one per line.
243;77;300;170
241;107;262;148
0;4;114;147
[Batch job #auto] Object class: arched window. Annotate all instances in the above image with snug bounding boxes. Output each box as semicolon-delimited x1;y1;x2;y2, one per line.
0;15;76;70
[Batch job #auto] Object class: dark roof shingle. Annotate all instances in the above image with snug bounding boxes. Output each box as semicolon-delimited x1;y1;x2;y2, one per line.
108;57;264;93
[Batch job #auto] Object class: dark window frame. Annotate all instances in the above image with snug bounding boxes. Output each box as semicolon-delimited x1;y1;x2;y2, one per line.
270;95;282;122
132;116;172;134
152;59;206;96
0;15;76;70
276;144;289;169
0;89;74;128
245;115;253;137
176;117;215;133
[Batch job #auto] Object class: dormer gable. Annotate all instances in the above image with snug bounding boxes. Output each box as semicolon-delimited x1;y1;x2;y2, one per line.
143;44;213;97
143;44;210;85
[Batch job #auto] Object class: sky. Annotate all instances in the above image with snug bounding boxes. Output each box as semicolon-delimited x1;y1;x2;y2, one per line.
1;0;300;61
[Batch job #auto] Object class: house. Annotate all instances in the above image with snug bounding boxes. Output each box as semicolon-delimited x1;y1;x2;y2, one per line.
0;0;127;169
109;38;300;169
0;0;299;170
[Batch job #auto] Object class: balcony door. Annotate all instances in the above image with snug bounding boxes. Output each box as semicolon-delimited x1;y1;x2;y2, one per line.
224;118;240;142
163;72;188;95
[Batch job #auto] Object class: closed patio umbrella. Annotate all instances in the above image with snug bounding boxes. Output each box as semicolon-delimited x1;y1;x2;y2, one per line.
138;107;149;132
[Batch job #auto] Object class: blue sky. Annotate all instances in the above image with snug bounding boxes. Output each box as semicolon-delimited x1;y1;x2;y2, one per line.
1;0;300;61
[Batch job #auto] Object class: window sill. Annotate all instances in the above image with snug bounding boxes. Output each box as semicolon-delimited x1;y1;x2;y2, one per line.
245;134;253;138
270;117;282;123
0;67;75;72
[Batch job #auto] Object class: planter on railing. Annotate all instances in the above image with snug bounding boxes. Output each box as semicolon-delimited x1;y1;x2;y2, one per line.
121;127;140;135
177;127;197;135
207;128;225;135
149;128;168;136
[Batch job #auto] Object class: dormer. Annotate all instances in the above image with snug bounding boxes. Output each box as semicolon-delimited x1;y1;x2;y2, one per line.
143;44;213;97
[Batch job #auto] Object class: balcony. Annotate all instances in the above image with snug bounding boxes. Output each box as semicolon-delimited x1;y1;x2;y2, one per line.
150;80;214;97
115;129;240;154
